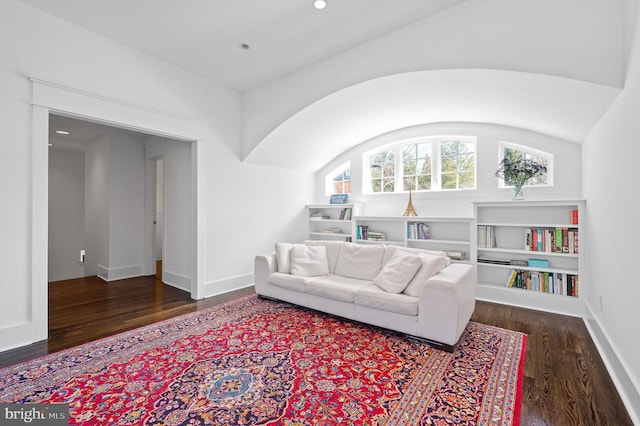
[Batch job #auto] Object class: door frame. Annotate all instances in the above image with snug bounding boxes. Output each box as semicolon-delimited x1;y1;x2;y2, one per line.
31;78;206;343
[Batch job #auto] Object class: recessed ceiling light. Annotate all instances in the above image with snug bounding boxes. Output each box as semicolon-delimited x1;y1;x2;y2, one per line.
55;130;70;135
314;0;326;9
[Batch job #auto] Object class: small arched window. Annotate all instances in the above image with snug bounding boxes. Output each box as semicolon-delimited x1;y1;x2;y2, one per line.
498;142;553;187
325;161;351;195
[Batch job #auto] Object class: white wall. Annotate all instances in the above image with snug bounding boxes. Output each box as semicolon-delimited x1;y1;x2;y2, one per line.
105;133;146;280
163;140;192;291
582;2;640;421
156;159;163;261
316;123;582;217
0;0;314;351
48;147;85;282
84;134;110;278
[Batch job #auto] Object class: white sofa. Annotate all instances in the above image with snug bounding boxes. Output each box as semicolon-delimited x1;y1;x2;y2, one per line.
254;240;476;350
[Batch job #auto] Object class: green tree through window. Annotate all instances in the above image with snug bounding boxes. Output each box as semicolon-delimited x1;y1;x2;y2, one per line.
370;149;395;192
366;138;476;193
403;142;432;191
441;140;475;189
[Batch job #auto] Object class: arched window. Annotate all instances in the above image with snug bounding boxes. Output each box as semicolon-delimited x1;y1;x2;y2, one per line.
498;142;553;187
325;161;351;195
364;137;476;193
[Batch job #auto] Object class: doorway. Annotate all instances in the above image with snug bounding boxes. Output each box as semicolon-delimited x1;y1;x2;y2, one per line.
31;79;203;346
48;116;183;285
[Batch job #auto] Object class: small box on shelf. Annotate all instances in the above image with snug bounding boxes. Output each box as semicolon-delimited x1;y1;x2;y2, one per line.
528;258;550;268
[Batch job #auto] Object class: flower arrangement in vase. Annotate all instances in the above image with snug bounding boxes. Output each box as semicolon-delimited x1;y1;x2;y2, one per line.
495;157;547;200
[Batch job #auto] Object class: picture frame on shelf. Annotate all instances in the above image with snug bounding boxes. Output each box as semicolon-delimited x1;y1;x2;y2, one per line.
329;194;349;204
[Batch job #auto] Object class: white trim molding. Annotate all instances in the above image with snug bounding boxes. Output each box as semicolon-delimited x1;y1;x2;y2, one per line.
20;77;207;351
584;302;640;425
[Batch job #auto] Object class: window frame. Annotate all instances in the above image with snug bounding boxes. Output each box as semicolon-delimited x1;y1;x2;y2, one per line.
498;141;554;188
363;136;477;194
324;161;352;196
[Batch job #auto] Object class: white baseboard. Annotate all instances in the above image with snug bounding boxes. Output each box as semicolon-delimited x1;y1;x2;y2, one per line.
583;302;640;425
96;263;144;282
202;273;254;299
163;269;191;292
0;322;34;353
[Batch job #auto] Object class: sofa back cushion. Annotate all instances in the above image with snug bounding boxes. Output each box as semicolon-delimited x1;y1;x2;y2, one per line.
275;242;305;273
290;245;330;277
303;240;344;274
382;245;451;267
403;252;449;297
373;251;422;293
334;243;386;280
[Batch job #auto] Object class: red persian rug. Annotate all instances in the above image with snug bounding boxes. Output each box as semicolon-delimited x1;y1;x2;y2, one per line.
0;295;526;425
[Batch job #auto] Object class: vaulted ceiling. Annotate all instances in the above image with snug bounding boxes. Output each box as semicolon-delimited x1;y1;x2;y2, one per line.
20;0;631;171
19;0;465;91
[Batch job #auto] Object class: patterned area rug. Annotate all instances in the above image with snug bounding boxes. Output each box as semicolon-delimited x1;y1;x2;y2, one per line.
0;295;526;425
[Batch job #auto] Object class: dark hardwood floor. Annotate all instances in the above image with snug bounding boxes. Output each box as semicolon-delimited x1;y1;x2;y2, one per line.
0;275;254;368
0;275;632;425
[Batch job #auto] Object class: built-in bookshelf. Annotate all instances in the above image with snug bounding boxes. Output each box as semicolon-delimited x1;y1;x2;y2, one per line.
306;204;362;241
473;200;585;316
353;216;474;262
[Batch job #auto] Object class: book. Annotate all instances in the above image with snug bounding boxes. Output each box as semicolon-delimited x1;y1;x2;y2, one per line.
570;209;579;225
478;256;511;265
524;228;532;251
536;229;543;251
477;225;496;248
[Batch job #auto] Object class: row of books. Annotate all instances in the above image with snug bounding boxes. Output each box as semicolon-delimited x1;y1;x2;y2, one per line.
357;225;386;241
308;207;353;221
338;208;353;220
525;228;579;254
505;269;579;297
477;225;497;248
407;222;430;240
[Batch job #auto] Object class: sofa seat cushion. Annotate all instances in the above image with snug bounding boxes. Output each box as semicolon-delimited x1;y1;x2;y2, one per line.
354;285;419;316
306;275;371;302
269;272;313;292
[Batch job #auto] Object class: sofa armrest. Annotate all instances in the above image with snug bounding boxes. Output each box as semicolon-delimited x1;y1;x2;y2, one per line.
254;253;277;296
417;263;476;346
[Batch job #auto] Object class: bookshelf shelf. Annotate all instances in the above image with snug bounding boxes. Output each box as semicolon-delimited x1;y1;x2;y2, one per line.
478;222;579;229
306;203;362;242
473;200;585;316
409;238;469;245
477;247;579;258
309;231;352;238
353;215;474;261
477;262;578;275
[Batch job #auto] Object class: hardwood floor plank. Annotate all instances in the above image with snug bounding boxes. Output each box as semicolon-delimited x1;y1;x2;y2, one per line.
0;277;633;425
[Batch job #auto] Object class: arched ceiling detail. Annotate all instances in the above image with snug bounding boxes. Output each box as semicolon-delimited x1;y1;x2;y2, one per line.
243;69;620;171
